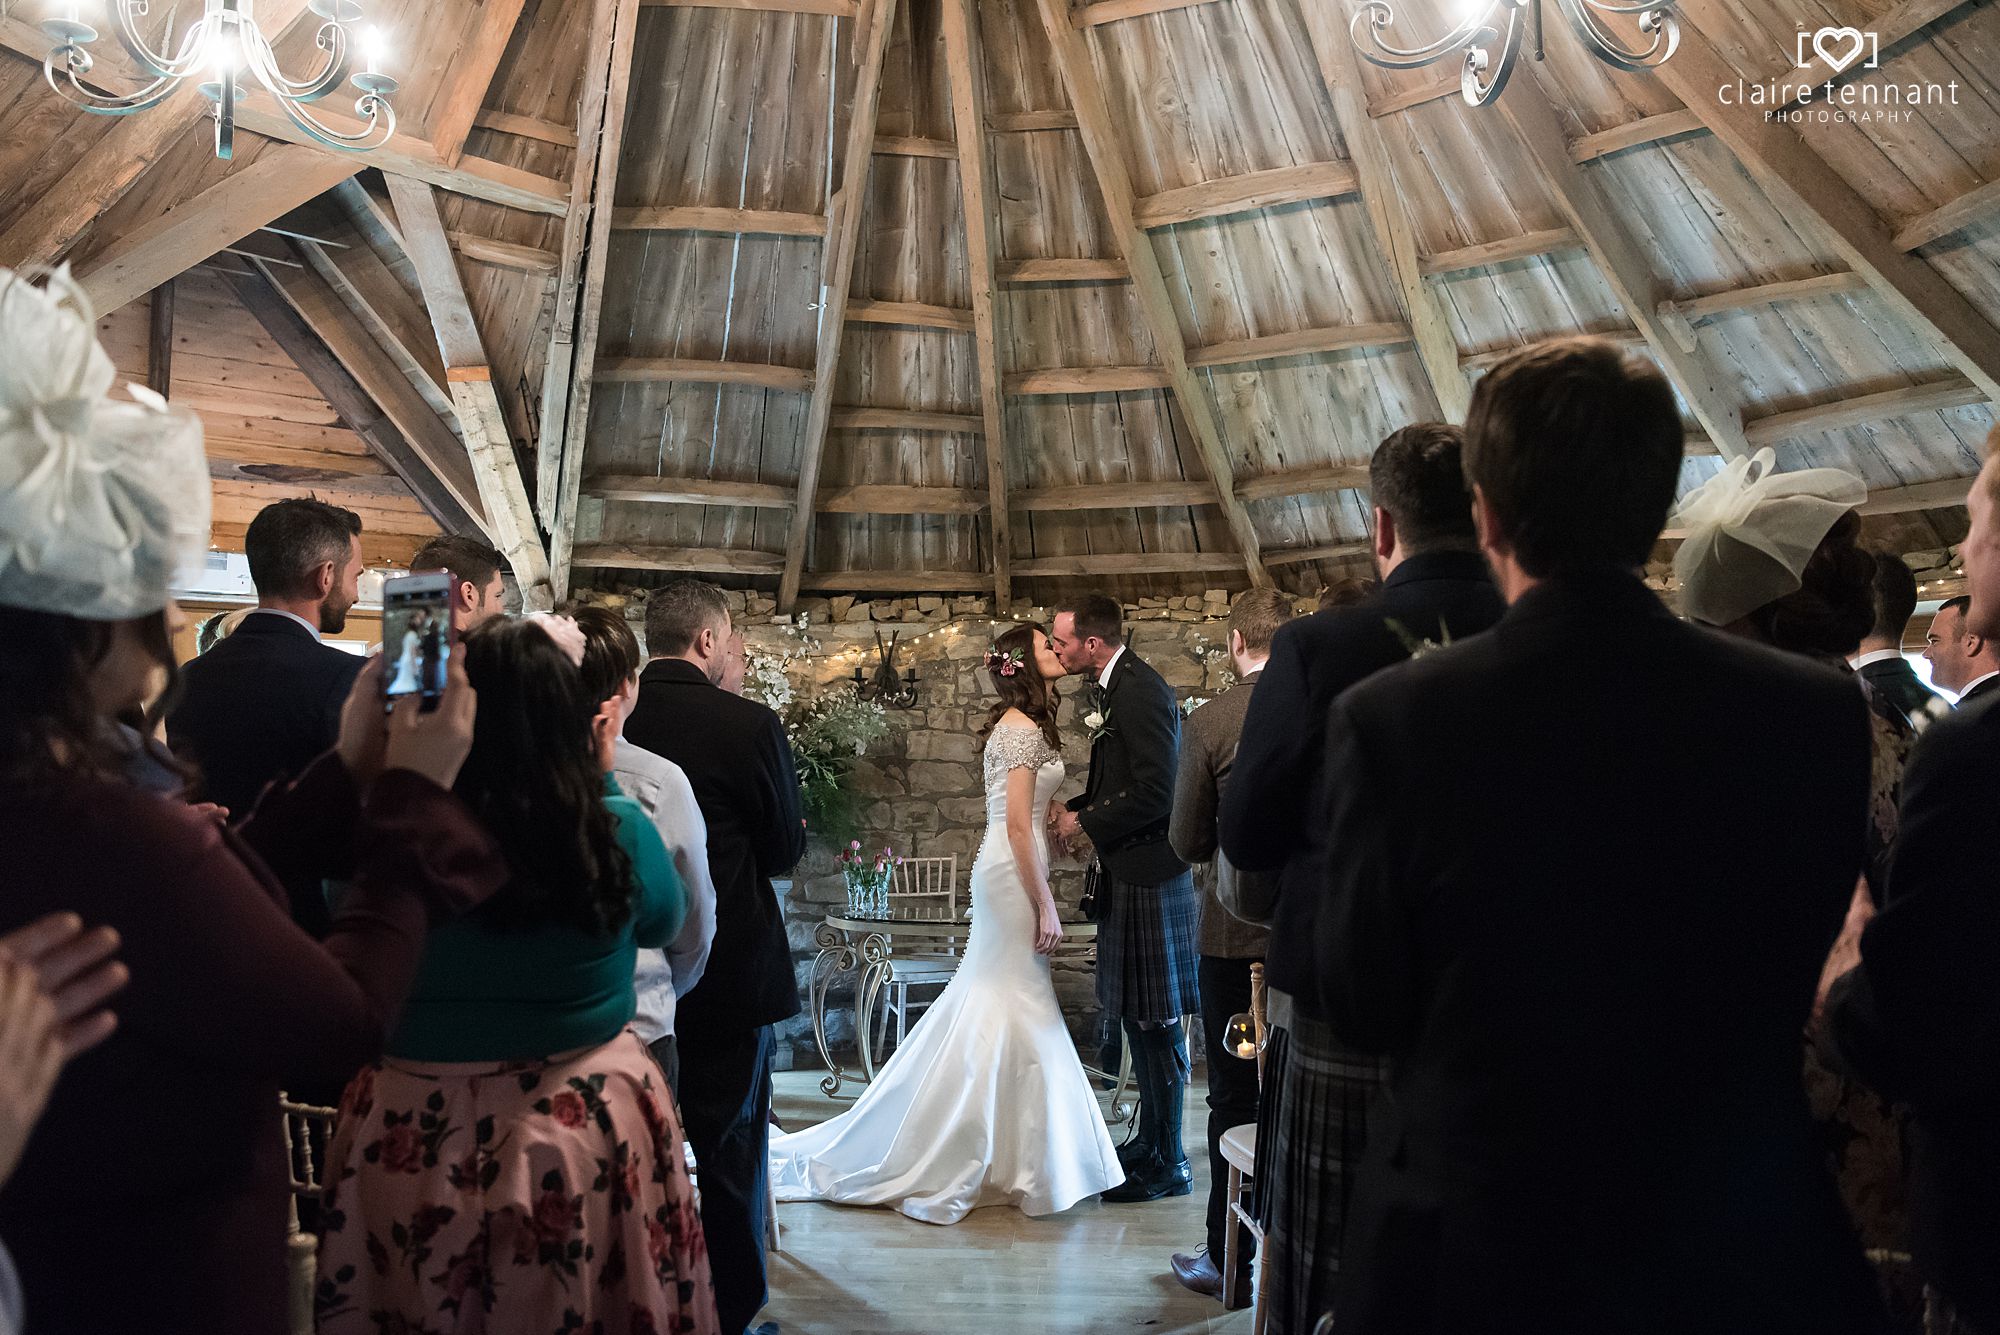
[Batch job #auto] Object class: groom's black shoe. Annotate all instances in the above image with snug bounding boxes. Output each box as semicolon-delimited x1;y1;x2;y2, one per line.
1101;1153;1193;1203
1116;1136;1152;1170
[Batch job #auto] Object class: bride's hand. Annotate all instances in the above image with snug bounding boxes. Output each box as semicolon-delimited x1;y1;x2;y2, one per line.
1033;898;1064;956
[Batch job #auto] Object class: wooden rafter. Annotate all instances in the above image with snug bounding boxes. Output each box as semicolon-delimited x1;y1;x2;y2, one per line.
1298;7;1473;420
1014;480;1215;511
944;0;1015;609
817;485;987;514
1263;541;1372;566
76;147;359;314
384;175;554;608
1070;0;1223;25
996;257;1130;283
1649;22;2000;403
225;261;482;537
611;205;826;236
597;358;815;392
573;543;787;574
1894;178;2000;253
587;476;796;508
1667;272;1868;324
989;109;1078;132
474;110;580;148
1015;551;1245;577
776;0;901;611
1032;0;1270;586
874;135;957;159
548;0;644;598
1495;74;1754;460
147;279;175;398
1743;378;1987;446
1366;75;1458;119
1007;366;1172;394
1419;228;1583;278
241;243;489;529
846;298;976;331
1186;322;1414;369
1131;161;1359;229
832;406;984;432
1568;109;1707;164
430;0;535;166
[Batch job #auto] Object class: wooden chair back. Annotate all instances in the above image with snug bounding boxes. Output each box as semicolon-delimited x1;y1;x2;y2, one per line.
888;854;958;922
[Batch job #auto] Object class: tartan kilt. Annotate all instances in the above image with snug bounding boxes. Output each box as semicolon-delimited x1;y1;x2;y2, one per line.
1256;1005;1390;1335
1095;870;1201;1023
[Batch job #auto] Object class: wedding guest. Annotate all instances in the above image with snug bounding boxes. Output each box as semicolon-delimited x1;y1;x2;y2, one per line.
1673;453;1919;1320
0;263;508;1335
317;616;713;1333
1218;422;1503;1334
625;580;805;1335
1050;594;1199;1204
569;603;719;1094
1317;577;1376;611
410;533;509;634
1311;337;1882;1334
168;497;367;935
1166;587;1293;1304
1922;594;2000;704
721;628;749;696
1854;553;1944;726
193;605;251;654
1828;436;2000;1335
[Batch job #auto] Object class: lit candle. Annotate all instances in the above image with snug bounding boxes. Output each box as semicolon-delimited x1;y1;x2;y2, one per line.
360;24;383;75
1235;1039;1257;1059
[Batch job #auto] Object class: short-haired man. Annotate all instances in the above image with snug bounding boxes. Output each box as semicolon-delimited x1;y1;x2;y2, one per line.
410;534;508;634
1850;551;1943;726
566;603;718;1096
623;579;804;1335
1049;592;1200;1204
719;628;748;696
169;498;366;935
1311;339;1880;1332
1829;430;2000;1333
1216;423;1505;1331
1923;594;2000;705
1165;586;1293;1304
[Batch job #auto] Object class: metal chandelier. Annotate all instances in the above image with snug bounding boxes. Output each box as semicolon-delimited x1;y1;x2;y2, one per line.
1348;0;1681;107
38;0;397;160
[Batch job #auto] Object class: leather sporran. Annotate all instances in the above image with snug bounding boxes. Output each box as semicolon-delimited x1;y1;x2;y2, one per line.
1079;860;1107;922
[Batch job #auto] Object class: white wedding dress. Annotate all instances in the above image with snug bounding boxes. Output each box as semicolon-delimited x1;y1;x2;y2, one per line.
769;721;1124;1224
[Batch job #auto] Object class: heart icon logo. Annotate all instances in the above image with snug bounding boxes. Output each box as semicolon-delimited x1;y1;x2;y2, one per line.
1810;25;1868;74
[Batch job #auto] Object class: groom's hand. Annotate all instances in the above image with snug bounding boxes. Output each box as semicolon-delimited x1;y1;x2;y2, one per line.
1051;808;1082;844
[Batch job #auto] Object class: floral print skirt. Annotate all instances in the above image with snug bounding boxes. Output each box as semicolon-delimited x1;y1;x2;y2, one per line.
316;1029;718;1335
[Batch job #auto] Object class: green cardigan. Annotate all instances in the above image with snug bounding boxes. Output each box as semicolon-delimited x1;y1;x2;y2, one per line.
387;779;686;1061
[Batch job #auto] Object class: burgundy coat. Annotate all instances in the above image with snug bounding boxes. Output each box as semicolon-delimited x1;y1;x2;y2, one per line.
0;752;507;1335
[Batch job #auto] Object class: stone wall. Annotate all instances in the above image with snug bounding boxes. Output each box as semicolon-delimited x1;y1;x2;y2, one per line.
583;584;1312;1070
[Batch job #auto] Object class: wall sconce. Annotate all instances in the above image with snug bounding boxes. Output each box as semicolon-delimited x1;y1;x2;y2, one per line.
850;629;920;709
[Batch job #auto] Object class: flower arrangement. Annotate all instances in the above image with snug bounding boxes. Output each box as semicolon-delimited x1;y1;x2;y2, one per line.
1190;633;1237;693
838;840;902;917
742;646;890;844
982;647;1026;678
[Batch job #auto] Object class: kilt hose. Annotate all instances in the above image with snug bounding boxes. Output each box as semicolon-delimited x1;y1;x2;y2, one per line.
1255;1006;1390;1335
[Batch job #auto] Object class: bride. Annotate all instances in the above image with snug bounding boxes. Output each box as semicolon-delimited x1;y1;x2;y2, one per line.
769;624;1124;1223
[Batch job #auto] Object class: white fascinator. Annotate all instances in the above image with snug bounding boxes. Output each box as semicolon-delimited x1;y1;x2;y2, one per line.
0;266;209;620
1670;447;1866;627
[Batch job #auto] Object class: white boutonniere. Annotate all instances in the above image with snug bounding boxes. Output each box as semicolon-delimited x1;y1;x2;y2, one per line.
1083;708;1112;741
1385;616;1453;661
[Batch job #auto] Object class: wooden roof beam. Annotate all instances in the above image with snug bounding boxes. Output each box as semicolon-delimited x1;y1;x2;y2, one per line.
1132;160;1359;228
846;298;976;332
1366;75;1459;118
1568;109;1708;164
1666;271;1869;324
831;406;985;433
1649;22;2000;402
1013;480;1217;511
1858;474;1979;516
641;0;858;14
1296;7;1474;419
1743;378;1987;446
611;205;826;237
538;0;633;532
1419;228;1584;278
1015;551;1246;577
874;135;957;159
587;476;795;508
451;233;559;274
799;569;993;592
223;263;482;538
1263;541;1373;566
1235;464;1372;502
1006;366;1172;394
473;110;580;149
777;0;901;611
1187;322;1414;369
1894;177;2000;253
1495;73;1755;461
997;257;1130;283
429;0;533;166
384;174;554;608
988;109;1078;132
572;544;788;574
817;485;988;515
1033;0;1271;586
596;358;815;393
1070;0;1224;25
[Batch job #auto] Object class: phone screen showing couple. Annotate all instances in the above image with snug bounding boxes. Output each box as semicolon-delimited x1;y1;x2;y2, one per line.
382;572;451;710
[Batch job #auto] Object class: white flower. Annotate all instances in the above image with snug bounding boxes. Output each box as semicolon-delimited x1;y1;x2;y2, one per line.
1083;710;1105;730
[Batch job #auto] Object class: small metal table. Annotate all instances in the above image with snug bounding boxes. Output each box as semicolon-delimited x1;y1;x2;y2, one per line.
807;912;1107;1100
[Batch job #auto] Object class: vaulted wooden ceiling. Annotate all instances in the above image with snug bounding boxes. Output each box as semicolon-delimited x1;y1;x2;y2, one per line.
2;0;1996;608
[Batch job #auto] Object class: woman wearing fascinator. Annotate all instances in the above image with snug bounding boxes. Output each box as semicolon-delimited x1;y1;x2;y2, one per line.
1672;447;1921;1323
770;622;1125;1223
0;266;517;1335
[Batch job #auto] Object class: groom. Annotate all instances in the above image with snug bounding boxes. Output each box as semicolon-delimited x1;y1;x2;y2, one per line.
1050;594;1201;1203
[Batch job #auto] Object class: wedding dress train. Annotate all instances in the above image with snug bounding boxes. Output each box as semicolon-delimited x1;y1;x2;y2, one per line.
769;722;1124;1224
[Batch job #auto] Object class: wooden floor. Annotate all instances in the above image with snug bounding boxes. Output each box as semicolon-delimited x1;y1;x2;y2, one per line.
758;1068;1254;1335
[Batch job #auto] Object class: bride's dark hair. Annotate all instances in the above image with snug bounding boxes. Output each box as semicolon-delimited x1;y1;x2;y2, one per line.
978;623;1062;750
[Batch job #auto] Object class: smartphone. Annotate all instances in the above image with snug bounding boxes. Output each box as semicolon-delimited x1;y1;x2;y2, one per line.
381;570;453;711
